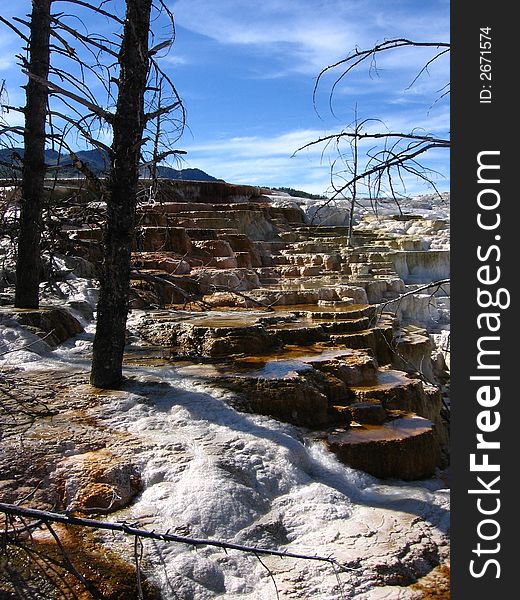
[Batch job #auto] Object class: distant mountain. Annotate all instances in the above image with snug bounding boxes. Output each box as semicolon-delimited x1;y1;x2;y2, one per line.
0;148;220;182
150;164;222;182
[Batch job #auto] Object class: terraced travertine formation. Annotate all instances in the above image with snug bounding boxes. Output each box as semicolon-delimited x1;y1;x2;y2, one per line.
0;181;451;596
56;180;449;480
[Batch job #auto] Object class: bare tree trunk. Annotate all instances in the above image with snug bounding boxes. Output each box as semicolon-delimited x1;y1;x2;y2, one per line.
14;0;51;308
90;0;152;388
347;123;358;248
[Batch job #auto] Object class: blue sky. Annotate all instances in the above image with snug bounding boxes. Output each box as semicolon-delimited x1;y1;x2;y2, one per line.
0;0;449;195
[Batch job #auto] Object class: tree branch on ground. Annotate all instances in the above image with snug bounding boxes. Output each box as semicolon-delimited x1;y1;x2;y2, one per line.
0;502;346;567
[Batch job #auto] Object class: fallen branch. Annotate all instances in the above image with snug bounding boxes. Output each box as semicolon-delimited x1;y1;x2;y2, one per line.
130;270;213;310
0;328;56;356
0;502;344;567
209;285;275;311
373;279;450;317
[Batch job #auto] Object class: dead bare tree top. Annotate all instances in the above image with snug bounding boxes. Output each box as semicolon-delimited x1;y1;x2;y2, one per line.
314;38;450;115
295;37;449;204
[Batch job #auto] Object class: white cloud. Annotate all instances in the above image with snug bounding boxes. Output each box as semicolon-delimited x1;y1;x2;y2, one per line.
0;56;14;70
171;0;449;77
161;54;190;67
188;129;327;157
171;0;376;75
176;126;448;196
175;128;335;193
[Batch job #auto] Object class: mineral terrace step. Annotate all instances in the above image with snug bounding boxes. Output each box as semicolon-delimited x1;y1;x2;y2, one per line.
329;330;376;352
327;405;352;425
317;317;370;334
292;304;377;320
182;217;242;229
287;238;351;249
370;268;397;276
294;225;352;234
324;414;440;479
353;245;395;253
185;228;219;240
347;368;431;415
266;322;328;345
271;256;290;265
369;261;394;269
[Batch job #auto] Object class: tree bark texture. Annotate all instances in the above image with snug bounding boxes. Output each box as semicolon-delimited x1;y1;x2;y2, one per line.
90;0;152;388
14;0;51;308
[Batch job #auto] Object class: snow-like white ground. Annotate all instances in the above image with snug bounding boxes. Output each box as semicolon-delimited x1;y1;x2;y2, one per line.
1;281;450;599
267;192;450;229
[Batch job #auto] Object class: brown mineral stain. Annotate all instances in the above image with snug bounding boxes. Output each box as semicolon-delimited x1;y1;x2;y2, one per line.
411;564;450;599
5;524;160;600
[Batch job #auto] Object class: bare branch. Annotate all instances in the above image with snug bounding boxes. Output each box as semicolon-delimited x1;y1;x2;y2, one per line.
326;141;445;205
374;279;451;314
0;502;343;567
139;148;186;173
0;329;56;357
54;0;125;25
0;125;25;136
148;39;172;57
49;15;119;58
46;109;113;156
0;15;30;43
45;521;105;600
48;65;107;109
23;70;114;122
134;535;145;600
294;131;449;156
145;101;182;123
314;38;450;109
407;47;450;90
255;553;280;600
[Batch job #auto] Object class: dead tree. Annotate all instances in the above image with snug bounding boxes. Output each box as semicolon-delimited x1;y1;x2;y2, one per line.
296;39;450;207
89;1;185;389
14;0;52;309
90;0;154;389
0;0;117;307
